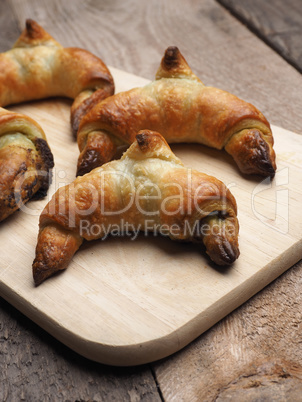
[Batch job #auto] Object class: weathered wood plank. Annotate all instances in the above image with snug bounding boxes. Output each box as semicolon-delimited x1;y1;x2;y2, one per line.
217;0;302;73
0;297;161;401
0;0;21;51
154;260;302;401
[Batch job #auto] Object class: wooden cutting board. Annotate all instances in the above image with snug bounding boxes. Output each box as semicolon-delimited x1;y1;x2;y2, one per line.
0;67;301;366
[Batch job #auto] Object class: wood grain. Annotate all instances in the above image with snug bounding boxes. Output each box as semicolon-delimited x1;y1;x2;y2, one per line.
0;299;161;401
154;259;302;401
1;0;302;399
217;0;302;73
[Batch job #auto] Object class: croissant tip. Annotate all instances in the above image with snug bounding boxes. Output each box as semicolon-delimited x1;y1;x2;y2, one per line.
220;241;240;265
33;276;43;287
76;151;98;176
251;155;276;178
136;130;168;152
226;129;276;178
33;256;65;286
25;19;40;36
136;131;152;151
25;18;34;27
163;46;181;68
21;19;55;45
32;262;49;286
243;160;276;179
208;239;240;266
165;45;180;55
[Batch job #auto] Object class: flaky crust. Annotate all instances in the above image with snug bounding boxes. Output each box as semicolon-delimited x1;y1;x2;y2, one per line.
0;19;114;135
0;108;54;222
33;130;239;285
77;46;276;177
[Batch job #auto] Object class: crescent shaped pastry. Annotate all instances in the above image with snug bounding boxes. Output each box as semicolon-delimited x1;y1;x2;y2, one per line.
32;130;239;285
0;108;54;222
77;46;276;178
0;19;114;136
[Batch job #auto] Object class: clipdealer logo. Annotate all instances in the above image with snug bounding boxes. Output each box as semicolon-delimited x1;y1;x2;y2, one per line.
13;166;290;235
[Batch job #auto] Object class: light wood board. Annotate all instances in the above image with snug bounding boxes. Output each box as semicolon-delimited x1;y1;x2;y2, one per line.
0;67;301;366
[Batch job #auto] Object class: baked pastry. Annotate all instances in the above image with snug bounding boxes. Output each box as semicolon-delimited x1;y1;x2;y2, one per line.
0;108;54;222
32;130;239;285
77;46;276;177
0;19;114;136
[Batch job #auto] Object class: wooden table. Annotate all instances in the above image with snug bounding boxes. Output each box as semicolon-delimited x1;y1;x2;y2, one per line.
1;0;302;400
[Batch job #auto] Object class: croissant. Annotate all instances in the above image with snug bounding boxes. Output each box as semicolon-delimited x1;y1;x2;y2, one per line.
0;108;54;222
0;19;114;136
32;130;239;285
77;46;276;178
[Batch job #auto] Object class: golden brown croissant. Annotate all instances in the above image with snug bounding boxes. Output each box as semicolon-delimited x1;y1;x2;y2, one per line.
0;19;114;136
32;130;239;285
0;108;54;222
77;46;276;178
